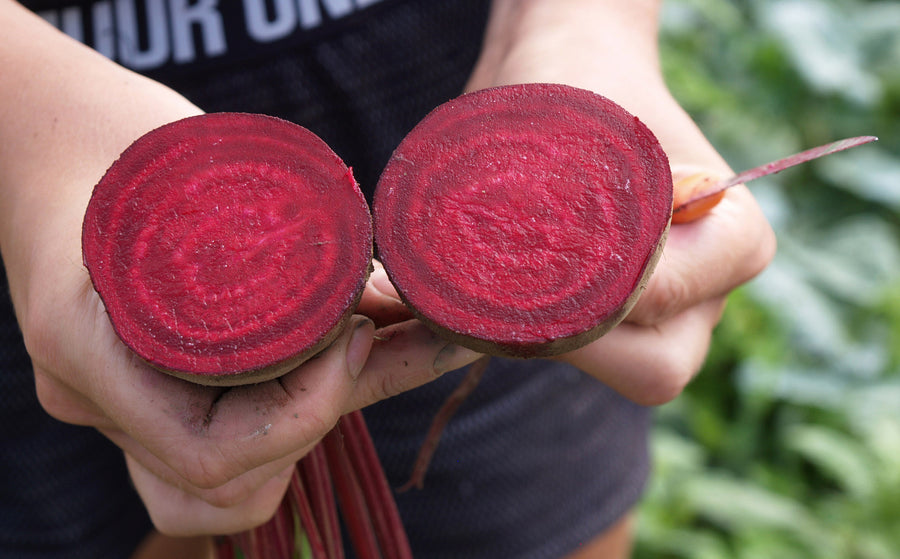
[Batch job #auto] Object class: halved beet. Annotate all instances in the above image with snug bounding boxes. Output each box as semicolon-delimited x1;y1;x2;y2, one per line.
373;84;672;358
83;113;372;385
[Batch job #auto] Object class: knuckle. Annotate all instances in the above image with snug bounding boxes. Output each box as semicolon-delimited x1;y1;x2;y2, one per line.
176;448;237;491
375;369;409;402
32;369;96;425
19;308;54;372
147;510;192;537
32;370;66;418
351;365;415;410
634;273;691;326
635;358;696;407
299;398;341;438
196;481;254;510
368;359;432;405
729;199;777;286
748;223;778;279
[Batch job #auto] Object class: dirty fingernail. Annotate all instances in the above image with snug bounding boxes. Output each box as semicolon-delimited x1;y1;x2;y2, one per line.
433;343;482;376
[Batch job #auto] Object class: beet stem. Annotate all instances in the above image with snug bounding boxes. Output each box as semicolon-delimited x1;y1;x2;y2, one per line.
398;356;491;492
232;529;260;559
322;427;384;559
677;135;878;210
299;444;345;559
214;536;236;559
341;411;414;559
270;498;298;559
288;466;330;559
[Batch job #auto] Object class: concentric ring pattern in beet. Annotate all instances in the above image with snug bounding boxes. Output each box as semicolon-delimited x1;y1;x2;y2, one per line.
374;84;672;357
83;113;372;382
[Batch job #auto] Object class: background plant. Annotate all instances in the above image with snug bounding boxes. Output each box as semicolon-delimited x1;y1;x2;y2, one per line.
636;1;900;557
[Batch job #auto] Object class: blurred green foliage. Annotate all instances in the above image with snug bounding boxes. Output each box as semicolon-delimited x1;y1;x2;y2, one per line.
636;0;900;557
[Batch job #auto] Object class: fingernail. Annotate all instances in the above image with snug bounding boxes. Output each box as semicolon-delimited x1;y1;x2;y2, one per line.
346;318;374;381
433;343;481;376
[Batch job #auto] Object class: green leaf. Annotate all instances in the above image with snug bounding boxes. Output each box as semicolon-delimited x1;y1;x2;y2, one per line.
785;217;900;307
681;473;828;548
819;147;900;211
759;0;881;104
747;257;850;361
737;360;847;409
642;1;900;557
651;429;708;474
636;520;732;559
783;423;877;498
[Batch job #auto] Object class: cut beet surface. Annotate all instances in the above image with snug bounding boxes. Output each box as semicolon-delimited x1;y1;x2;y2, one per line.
83;113;373;385
374;84;673;358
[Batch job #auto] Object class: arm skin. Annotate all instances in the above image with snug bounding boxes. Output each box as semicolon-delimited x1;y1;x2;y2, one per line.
0;0;478;539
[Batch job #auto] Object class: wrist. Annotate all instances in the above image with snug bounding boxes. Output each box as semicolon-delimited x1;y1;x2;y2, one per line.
467;0;665;100
0;5;201;322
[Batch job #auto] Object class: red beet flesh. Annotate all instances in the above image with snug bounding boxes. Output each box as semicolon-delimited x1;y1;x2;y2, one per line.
83;113;373;385
374;84;672;358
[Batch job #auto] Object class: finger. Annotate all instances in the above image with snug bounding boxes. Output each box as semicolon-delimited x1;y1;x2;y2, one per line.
628;184;775;326
563;297;726;406
671;165;726;223
125;454;295;536
86;316;375;490
367;260;400;299
101;426;313;508
356;261;413;328
32;365;113;428
346;319;483;413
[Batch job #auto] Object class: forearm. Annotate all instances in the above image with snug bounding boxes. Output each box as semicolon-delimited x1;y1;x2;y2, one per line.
469;1;663;97
469;0;728;171
0;1;200;313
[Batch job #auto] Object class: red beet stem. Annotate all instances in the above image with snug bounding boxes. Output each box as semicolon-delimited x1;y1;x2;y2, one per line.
288;467;330;559
299;445;345;559
322;428;384;559
231;529;261;559
269;498;297;559
228;497;296;559
399;356;491;492
717;135;877;191
214;536;236;559
341;412;414;558
675;135;879;213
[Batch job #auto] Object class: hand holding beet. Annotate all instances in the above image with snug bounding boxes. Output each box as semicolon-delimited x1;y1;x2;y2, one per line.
464;0;777;406
5;0;782;551
0;37;479;539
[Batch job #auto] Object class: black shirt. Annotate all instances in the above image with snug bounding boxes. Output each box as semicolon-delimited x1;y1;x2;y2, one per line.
3;2;652;557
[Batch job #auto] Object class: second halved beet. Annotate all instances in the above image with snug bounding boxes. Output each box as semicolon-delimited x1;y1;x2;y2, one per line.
374;84;672;358
83;113;372;385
